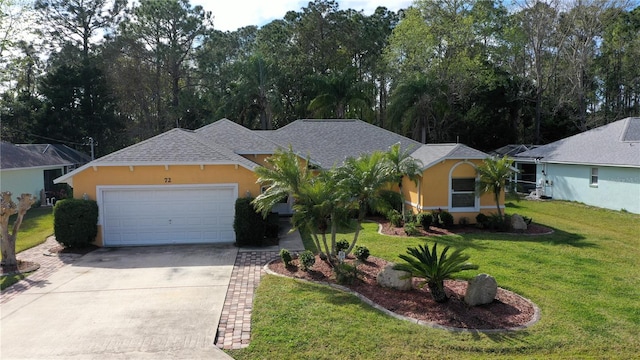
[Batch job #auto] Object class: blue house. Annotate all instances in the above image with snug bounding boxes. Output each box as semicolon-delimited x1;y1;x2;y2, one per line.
517;117;640;214
0;142;91;205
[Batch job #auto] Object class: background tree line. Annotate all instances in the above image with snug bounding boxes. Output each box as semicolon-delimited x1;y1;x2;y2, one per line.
1;0;638;156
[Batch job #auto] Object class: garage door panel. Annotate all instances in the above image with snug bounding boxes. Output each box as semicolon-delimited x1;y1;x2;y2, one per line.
101;185;237;246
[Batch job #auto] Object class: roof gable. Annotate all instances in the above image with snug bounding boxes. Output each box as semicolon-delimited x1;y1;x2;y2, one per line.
196;118;278;154
91;128;257;169
411;144;488;170
518;117;640;167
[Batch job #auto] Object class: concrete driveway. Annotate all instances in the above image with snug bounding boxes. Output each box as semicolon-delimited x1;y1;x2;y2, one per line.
1;244;237;359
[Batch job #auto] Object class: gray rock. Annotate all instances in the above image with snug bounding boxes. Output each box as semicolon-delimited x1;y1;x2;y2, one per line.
377;263;412;291
511;213;528;232
464;274;498;306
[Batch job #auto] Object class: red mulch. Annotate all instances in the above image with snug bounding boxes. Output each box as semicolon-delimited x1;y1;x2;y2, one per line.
268;255;538;330
376;218;552;237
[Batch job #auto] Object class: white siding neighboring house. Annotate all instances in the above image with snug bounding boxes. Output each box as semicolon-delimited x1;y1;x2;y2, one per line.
517;117;640;214
0;142;91;205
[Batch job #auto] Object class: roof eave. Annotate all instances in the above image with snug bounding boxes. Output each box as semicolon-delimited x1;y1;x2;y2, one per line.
53;160;257;185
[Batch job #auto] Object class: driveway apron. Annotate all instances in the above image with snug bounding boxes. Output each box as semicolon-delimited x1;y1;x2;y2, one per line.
1;244;237;360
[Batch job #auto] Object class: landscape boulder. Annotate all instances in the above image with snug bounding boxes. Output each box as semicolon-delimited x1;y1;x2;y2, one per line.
511;213;528;232
464;274;498;306
377;263;412;291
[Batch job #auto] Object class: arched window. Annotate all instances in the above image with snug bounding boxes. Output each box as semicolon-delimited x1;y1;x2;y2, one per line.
448;161;478;211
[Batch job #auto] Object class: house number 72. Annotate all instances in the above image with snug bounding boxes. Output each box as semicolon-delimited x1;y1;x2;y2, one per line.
164;178;171;183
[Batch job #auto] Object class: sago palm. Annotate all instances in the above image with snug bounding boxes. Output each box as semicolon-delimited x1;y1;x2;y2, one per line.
393;243;478;303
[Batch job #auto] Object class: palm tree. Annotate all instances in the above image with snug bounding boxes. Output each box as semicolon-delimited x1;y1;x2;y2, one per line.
336;151;394;254
476;156;516;222
393;243;479;303
291;170;345;263
307;67;372;119
253;148;346;263
252;147;310;217
384;143;423;221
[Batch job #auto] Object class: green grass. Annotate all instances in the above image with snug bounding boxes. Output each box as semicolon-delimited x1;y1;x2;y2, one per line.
228;200;640;359
1;207;54;290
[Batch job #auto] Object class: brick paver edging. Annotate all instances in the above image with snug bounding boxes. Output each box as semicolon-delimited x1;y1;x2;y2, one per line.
215;250;279;350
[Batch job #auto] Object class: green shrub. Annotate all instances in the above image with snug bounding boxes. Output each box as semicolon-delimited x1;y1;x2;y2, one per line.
487;213;510;231
233;197;265;247
299;250;316;271
476;213;489;227
387;209;402;227
431;210;442;227
439;211;454;228
404;212;417;224
53;199;98;248
336;239;349;253
354;245;370;261
459;217;469;226
416;213;433;229
404;222;420;236
280;248;292;266
334;262;360;285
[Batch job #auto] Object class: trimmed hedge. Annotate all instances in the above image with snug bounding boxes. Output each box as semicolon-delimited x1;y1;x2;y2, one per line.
233;197;266;247
53;199;98;248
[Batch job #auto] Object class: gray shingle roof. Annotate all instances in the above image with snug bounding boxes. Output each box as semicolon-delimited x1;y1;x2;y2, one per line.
0;142;85;170
92;128;258;169
263;119;422;168
56;118;492;186
518;117;640;167
196;118;278;154
411;144;489;170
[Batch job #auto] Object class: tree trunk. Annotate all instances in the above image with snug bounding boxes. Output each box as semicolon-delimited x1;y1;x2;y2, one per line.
0;230;17;271
428;280;448;303
0;193;35;271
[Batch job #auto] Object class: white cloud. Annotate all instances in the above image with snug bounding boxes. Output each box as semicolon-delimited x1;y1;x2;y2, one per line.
193;0;413;32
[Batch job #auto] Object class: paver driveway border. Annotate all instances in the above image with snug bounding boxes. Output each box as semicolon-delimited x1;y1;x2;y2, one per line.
1;242;236;359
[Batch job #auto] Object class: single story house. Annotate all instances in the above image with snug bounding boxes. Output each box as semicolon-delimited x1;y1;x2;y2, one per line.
517;117;640;214
0;142;91;205
55;119;498;247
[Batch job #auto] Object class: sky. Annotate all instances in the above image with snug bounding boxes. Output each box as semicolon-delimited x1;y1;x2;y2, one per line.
193;0;414;32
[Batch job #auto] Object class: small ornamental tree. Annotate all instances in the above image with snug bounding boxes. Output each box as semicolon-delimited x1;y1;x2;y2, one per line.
0;192;36;272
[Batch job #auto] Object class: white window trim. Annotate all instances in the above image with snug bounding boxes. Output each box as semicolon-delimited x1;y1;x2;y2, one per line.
448;161;479;212
590;167;599;187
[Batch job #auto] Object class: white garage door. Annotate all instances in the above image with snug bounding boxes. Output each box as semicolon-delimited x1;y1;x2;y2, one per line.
99;185;237;246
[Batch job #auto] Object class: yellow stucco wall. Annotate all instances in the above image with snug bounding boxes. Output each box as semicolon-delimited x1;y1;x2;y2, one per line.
404;159;504;223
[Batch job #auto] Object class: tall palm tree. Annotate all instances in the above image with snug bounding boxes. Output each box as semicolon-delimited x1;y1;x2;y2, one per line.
336;151;394;254
384;143;423;221
476;156;516;221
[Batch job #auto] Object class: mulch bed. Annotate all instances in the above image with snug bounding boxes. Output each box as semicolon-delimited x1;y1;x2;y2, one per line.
267;218;547;330
268;255;539;331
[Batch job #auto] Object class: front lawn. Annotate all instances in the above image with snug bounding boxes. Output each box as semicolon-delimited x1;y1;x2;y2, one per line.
228;200;640;359
1;207;54;290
